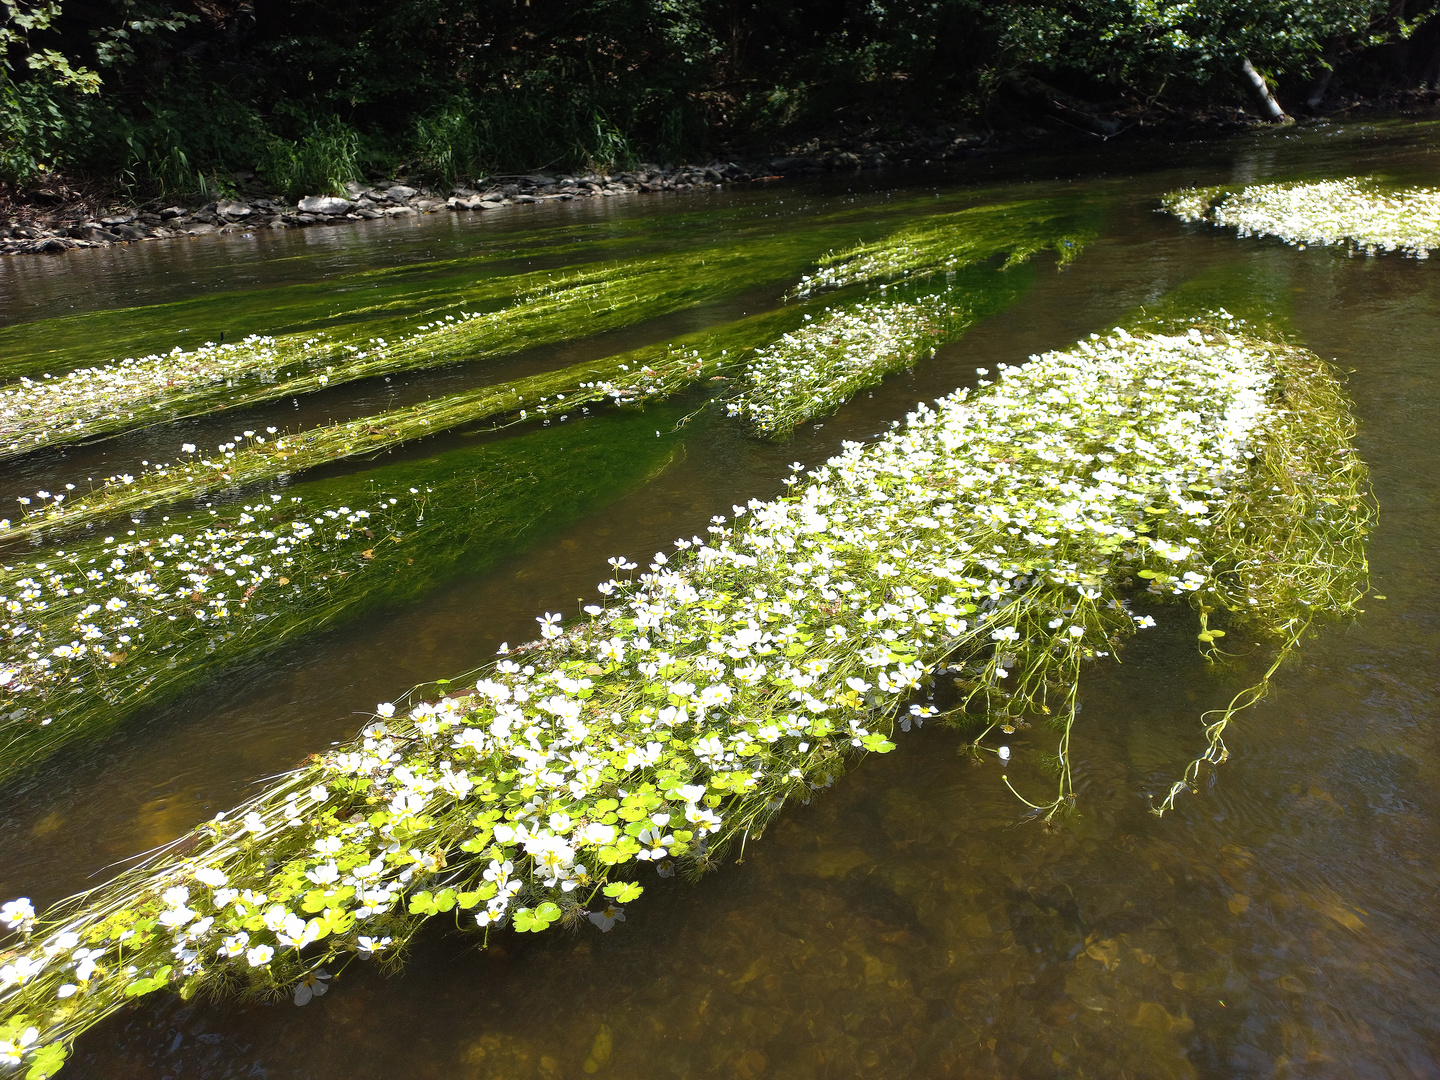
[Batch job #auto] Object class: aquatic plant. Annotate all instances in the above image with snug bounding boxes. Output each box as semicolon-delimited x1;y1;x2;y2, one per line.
793;200;1094;296
0;409;685;785
4;241;1053;544
0;342;718;545
0;246;795;461
0;492;425;781
0;319;1369;1077
1162;178;1440;258
0;196;1096;461
730;263;1029;439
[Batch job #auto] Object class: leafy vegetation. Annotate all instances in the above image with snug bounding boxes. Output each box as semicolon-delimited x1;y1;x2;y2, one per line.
2;0;1433;193
0;317;1372;1076
0;406;686;785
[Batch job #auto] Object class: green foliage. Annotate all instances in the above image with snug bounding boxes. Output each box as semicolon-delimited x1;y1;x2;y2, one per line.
0;0;1433;195
260;118;362;198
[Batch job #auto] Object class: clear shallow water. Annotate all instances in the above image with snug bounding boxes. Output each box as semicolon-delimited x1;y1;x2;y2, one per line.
1;118;1439;1077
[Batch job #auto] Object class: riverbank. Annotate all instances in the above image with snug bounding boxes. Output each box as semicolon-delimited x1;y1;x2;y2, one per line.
0;110;1271;259
1;126;1002;257
7;93;1440;260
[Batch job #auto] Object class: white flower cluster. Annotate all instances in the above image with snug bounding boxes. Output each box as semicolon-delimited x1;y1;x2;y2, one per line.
1;347;716;545
0;491;420;776
0;322;1306;1076
1163;178;1440;258
729;295;962;436
0;337;333;459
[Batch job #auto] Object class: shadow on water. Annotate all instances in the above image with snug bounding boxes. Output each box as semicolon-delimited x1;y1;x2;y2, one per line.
3;118;1440;1077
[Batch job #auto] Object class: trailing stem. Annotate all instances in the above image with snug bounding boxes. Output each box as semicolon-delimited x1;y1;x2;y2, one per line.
0;319;1371;1076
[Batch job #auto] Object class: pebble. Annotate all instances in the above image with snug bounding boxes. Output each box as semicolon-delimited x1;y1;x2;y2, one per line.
0;127;993;257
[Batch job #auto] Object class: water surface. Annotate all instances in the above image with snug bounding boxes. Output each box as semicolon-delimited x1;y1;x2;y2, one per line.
2;119;1439;1078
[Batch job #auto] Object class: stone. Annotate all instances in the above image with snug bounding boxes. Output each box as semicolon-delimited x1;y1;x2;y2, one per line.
354;208;382;219
158;206;186;220
216;200;253;219
185;223;218;235
479;200;504;210
381;184;418;201
99;213;135;225
296;195;353;216
383;206;416;217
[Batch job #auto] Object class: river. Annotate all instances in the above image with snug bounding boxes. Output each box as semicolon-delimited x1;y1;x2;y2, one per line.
1;118;1438;1078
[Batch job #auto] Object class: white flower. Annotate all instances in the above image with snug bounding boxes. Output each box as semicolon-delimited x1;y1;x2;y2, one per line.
0;956;45;989
1;897;36;931
587;904;626;931
579;822;615;845
293;967;330;1005
193;867;228;888
245;944;274;968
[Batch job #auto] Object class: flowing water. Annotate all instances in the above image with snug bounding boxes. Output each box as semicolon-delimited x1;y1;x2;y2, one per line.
2;119;1439;1078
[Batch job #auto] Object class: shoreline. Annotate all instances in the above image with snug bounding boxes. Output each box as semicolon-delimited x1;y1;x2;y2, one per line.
5;96;1438;260
0;129;1005;258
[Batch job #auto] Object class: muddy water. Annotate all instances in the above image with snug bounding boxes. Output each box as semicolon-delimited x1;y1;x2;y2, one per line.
2;119;1440;1077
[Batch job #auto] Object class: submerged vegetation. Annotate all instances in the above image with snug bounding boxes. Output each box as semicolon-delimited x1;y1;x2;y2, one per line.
1163;178;1440;258
0;317;1370;1076
0;409;685;784
0;197;1093;462
2;199;1092;546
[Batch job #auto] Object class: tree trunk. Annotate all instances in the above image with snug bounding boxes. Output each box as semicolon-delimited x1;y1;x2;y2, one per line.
1242;57;1291;122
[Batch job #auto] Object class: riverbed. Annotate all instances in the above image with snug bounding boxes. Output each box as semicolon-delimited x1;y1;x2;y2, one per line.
2;119;1438;1078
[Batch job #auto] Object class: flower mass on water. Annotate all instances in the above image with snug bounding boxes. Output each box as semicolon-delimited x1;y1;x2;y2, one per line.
1163;178;1440;258
0;489;427;783
0;317;1370;1077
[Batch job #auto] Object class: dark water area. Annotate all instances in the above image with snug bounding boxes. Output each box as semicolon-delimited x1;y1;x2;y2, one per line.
2;118;1439;1077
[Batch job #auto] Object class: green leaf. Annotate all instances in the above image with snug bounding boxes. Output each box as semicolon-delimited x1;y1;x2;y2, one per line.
1136;569;1158;579
861;733;897;753
512;902;562;933
123;964;173;997
25;1043;68;1080
602;881;643;902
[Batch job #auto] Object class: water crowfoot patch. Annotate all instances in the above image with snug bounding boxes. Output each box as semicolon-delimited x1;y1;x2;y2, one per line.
0;492;426;784
729;293;975;438
1163;178;1440;258
0;245;802;462
0;409;686;783
1;343;717;546
0;319;1369;1076
793;199;1094;297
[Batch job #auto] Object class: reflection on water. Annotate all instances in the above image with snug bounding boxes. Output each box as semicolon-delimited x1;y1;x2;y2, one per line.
3;119;1440;1077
